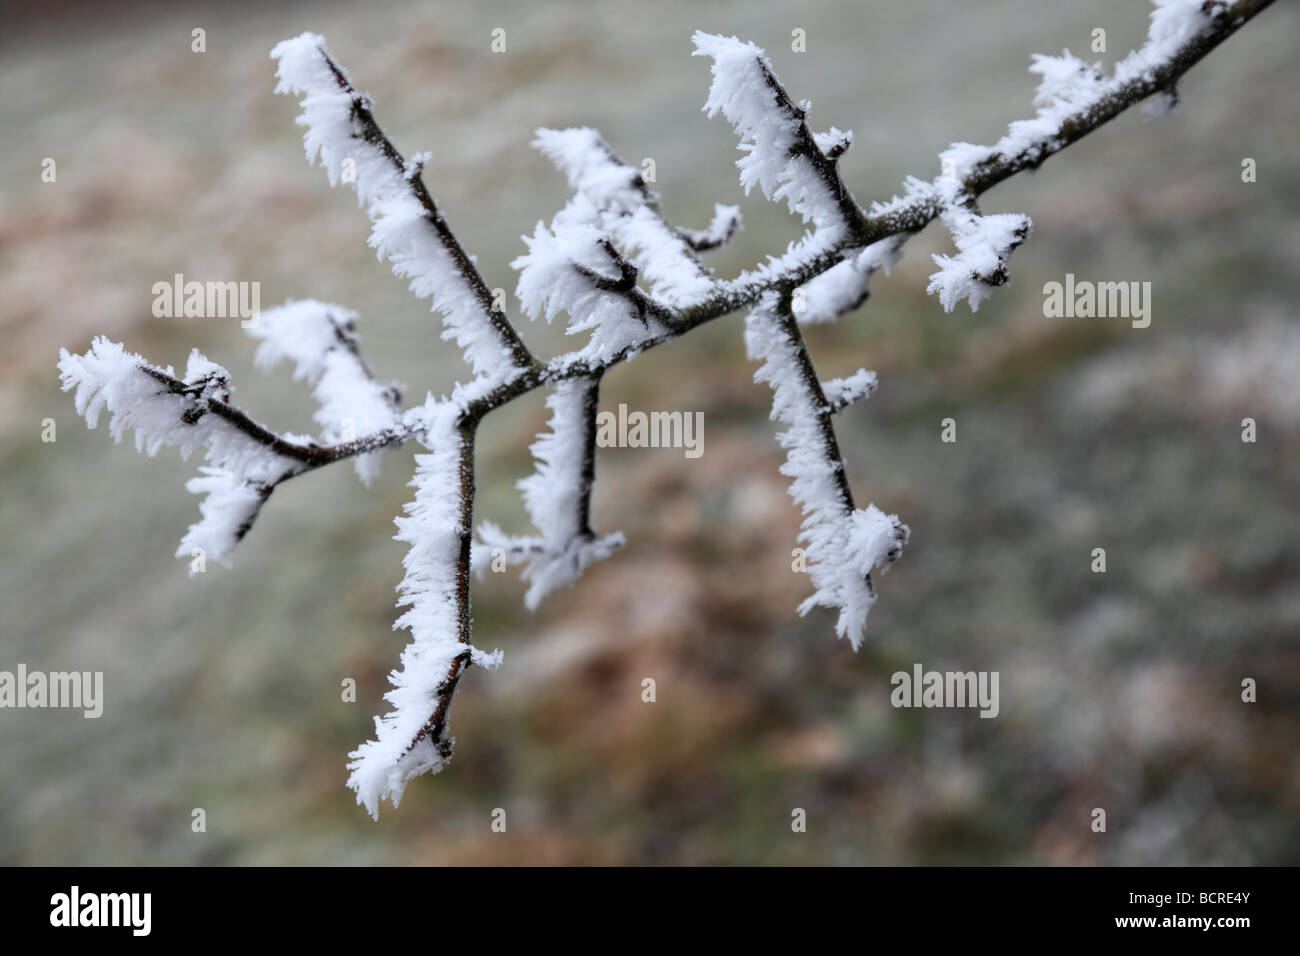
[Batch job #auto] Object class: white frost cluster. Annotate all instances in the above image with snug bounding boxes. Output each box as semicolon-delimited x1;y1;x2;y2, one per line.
870;0;1223;314
478;379;624;609
797;237;904;324
347;397;502;819
745;298;908;648
1028;50;1105;111
248;299;400;484
936;0;1222;184
176;468;267;566
271;33;520;383
531;127;721;309
513;219;651;364
681;202;744;251
692;32;846;229
1147;0;1226;58
926;206;1031;313
532;127;645;216
813;127;853;158
822;368;879;411
58;337;302;568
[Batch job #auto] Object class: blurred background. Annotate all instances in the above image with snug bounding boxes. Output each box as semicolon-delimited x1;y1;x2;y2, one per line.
2;0;1297;865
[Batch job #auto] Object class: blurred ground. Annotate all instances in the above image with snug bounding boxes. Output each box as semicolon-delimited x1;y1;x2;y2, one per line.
1;0;1297;864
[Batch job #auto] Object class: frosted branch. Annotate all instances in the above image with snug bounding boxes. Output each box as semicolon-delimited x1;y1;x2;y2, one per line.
514;218;680;367
248;299;402;484
58;337;425;568
478;376;623;609
533;127;729;309
347;400;501;818
692;31;867;234
59;0;1274;817
795;236;905;325
823;369;879;414
745;294;908;648
270;32;536;379
926;205;1032;312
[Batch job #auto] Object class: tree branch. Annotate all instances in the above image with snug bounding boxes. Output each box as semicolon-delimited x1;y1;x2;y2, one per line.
61;0;1277;816
137;363;423;472
478;375;624;609
745;293;907;648
276;35;537;375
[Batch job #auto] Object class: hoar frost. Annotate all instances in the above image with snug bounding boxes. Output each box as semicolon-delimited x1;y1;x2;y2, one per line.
54;0;1261;816
745;296;908;648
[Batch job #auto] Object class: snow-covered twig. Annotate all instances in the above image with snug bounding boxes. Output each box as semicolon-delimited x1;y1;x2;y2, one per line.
347;401;502;818
745;294;907;648
248;299;402;485
795;236;905;326
532;127;732;309
687;0;1270;323
679;203;743;252
270;33;536;380
478;377;624;610
692;31;867;234
823;369;880;415
57;337;426;567
513;218;677;367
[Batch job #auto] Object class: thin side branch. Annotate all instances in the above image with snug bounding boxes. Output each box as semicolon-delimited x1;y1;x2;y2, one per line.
316;51;536;371
138;364;422;471
744;293;908;647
